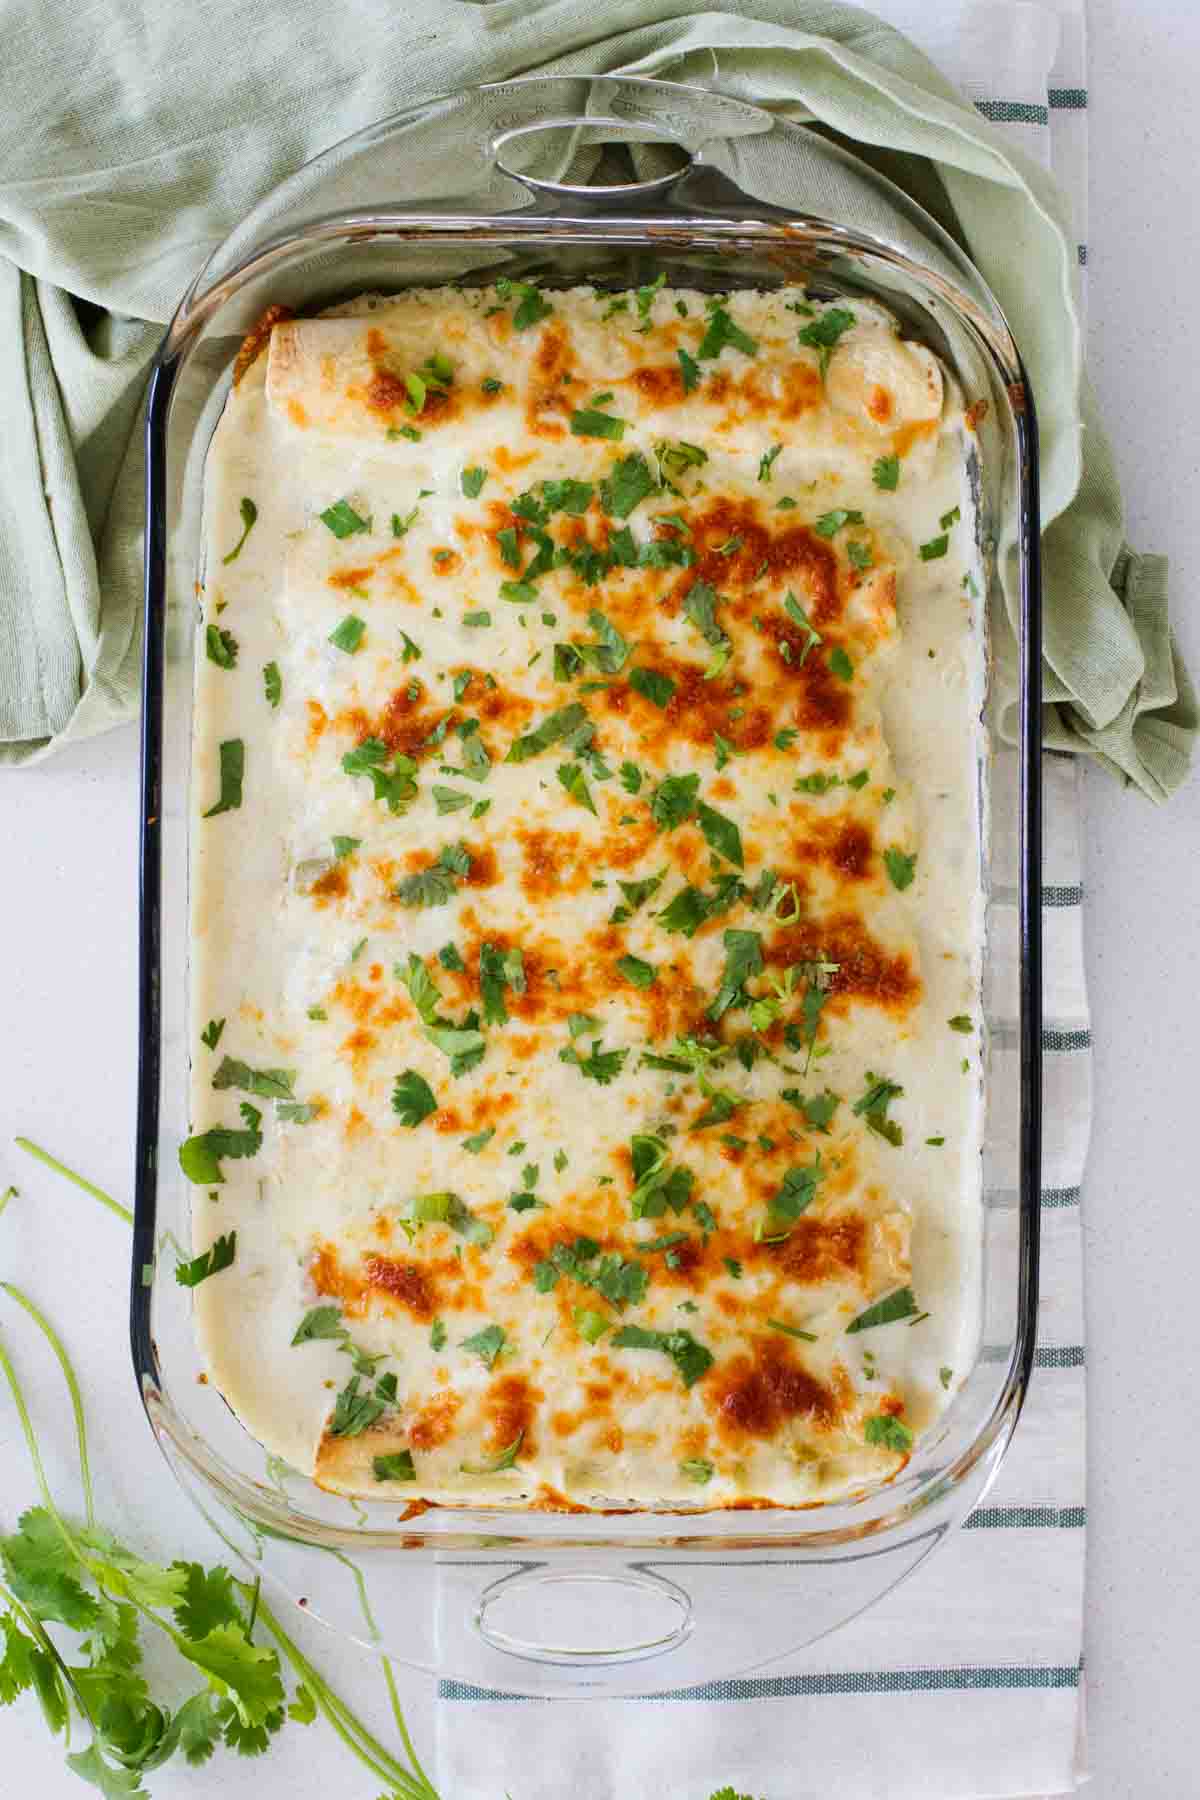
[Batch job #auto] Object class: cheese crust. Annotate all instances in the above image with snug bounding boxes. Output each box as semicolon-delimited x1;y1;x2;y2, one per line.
187;282;984;1510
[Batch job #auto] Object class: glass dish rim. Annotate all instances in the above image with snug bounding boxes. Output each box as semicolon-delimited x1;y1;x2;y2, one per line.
134;76;1044;1561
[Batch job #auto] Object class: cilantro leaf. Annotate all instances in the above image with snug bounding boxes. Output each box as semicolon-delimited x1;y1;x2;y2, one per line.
205;624;238;670
697;305;758;360
262;662;281;708
628;667;675;708
919;533;950;561
657;873;743;937
506;702;588;763
461;1324;506;1368
678;346;701;392
178;1104;262;1184
319;499;369;539
797;306;856;364
853;1073;905;1144
556;761;596;813
781;1087;841;1133
2;1509;102;1631
174;1232;236;1288
708;928;763;1021
611;1324;714;1387
883;846;917;891
697;801;743;868
609;869;665;923
559;1038;628;1084
479;942;524;1025
600;453;655;519
848;1285;921;1332
373;1452;417;1482
461;466;487;498
177;1624;285;1728
769;1161;823;1222
872;454;900;490
619;761;643;794
507;282;553;330
222;496;258;565
828;645;855;682
864;1412;914;1452
172;1564;243;1641
212;1057;295;1101
391;1070;437;1128
616;954;656;989
328;614;365;654
200;1019;224;1051
202;739;244;817
650;772;699;831
570;408;625;441
394;842;471;907
813;509;864;537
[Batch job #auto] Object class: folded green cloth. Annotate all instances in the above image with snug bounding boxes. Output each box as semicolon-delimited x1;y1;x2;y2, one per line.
1;0;1192;798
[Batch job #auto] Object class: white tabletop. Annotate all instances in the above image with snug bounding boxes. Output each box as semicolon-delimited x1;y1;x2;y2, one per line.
3;6;1199;1795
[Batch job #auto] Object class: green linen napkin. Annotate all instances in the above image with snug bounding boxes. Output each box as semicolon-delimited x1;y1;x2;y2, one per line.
0;0;1192;798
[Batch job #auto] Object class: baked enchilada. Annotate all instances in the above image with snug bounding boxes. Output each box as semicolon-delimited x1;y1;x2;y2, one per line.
184;280;984;1508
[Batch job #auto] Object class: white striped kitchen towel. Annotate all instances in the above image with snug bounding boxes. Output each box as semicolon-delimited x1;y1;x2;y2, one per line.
436;8;1093;1798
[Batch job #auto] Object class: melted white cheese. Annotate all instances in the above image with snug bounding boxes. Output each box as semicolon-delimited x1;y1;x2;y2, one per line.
188;284;984;1509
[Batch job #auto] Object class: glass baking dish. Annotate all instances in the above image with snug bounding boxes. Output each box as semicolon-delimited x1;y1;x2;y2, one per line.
135;75;1042;1697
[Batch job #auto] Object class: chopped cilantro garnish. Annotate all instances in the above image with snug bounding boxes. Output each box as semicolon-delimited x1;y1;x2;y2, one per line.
559;1037;629;1084
557;761;596;813
619;760;643;794
616;954;657;989
848;1287;920;1333
768;1318;817;1342
629;667;676;708
853;1074;905;1145
655;439;708;482
479;941;525;1026
212;1055;296;1101
319;499;369;538
828;646;855;682
609;869;665;924
783;590;822;664
797;306;856;373
941;505;961;530
200;1018;225;1051
768;1158;823;1222
373;1451;416;1482
202;738;244;817
342;736;418;813
612;1323;713;1387
872;454;900;491
262;660;281;707
506;701;588;763
650;772;699;831
460;1324;506;1368
697;801;743;869
174;1231;237;1288
178;1101;262;1185
814;509;865;538
205;622;238;669
600;452;655;519
570;408;626;441
948;1014;973;1033
504;280;553;330
463;1127;495;1154
709;928;762;1022
221;495;258;564
919;533;950;561
697;304;758;360
781;1087;841;1133
758;444;782;482
438;942;464;972
394;842;471;908
391;1069;437;1128
329;614;365;654
678;346;701;392
657;873;743;937
461;465;487;498
463;610;491;628
883;846;917;891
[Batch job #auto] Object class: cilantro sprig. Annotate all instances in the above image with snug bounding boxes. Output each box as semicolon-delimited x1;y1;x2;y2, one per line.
0;1226;441;1799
